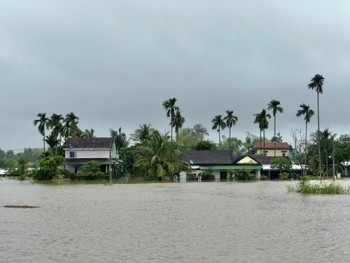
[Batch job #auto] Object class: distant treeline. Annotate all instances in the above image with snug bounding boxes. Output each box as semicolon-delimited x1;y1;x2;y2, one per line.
0;148;42;169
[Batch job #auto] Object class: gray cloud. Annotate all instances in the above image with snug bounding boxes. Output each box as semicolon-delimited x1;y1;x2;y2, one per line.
1;0;349;150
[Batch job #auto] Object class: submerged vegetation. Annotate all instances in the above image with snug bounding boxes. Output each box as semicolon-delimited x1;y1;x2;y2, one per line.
288;176;348;195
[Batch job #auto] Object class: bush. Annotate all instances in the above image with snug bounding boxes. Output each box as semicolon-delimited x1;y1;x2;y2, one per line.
260;175;268;181
32;156;64;180
235;170;256;181
279;172;290;180
200;171;216;181
288;176;346;194
75;160;108;180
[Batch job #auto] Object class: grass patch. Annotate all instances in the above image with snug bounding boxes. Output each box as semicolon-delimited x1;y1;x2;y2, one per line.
288;176;348;194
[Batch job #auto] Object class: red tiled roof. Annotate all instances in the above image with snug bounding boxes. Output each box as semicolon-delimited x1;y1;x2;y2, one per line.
253;142;290;150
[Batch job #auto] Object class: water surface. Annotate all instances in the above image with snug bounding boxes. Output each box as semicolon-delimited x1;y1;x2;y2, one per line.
1;178;350;262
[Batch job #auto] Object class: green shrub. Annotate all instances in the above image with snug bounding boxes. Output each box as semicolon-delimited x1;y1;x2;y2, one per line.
235;170;256;181
279;172;290;180
260;175;268;181
200;171;216;181
32;156;64;180
288;176;346;194
76;160;108;180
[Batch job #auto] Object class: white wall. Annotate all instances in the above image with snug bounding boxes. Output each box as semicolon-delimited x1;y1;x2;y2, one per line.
65;149;110;159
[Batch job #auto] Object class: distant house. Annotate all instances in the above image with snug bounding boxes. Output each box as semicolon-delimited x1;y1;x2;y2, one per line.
64;137;118;174
253;142;292;157
182;150;262;181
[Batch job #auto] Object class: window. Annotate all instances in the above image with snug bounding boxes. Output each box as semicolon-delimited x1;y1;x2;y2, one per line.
70;151;76;158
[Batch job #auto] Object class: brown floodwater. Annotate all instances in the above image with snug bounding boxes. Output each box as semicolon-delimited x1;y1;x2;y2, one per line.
1;178;350;263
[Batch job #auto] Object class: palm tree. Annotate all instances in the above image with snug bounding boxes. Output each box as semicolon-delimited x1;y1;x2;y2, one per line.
83;129;95;138
135;130;189;180
267;100;283;156
267;100;283;140
308;74;325;176
48;113;64;143
171;109;185;141
253;109;271;154
62;112;79;140
131;124;154;145
212;115;226;149
110;127;128;152
33;113;50;153
296;103;314;174
162;97;179;141
223;110;238;154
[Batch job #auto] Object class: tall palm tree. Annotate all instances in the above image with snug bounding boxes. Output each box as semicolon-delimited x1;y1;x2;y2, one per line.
162;97;179;141
253;109;271;154
33;113;50;153
267;100;283;140
62;112;79;140
296;103;314;174
223;110;238;154
212;115;226;149
267;100;283;156
171;109;185;141
308;74;324;176
131;124;154;145
48;113;64;143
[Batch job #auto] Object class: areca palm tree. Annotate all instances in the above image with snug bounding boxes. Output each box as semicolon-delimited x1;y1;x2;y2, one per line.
162;97;179;141
296;103;314;173
33;113;50;153
83;129;95;138
212;115;226;149
110;127;128;152
267;100;283;141
171;109;185;141
308;74;325;176
62;112;79;140
223;110;238;154
253;109;271;154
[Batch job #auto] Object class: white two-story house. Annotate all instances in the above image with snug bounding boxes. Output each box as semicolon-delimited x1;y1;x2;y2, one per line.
64;137;118;173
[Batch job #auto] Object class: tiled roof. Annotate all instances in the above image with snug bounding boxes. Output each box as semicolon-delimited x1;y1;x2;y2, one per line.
253;156;290;165
66;137;113;149
253;142;291;149
183;150;233;165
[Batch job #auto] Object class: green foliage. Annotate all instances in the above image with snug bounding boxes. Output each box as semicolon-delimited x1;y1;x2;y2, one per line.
279;172;290;180
33;156;64;180
271;157;292;174
75;160;107;180
200;170;215;181
288;176;346;194
235;170;256;181
260;175;269;180
194;140;218;150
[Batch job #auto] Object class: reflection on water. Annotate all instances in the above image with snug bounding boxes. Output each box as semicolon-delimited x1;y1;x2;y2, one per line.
1;178;350;263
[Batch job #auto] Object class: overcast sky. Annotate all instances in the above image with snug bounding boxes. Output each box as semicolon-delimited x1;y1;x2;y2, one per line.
1;0;350;151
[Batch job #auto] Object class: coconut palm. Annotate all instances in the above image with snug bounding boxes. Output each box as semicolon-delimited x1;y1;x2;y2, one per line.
296;103;314;174
212;115;226;149
33;113;50;153
253;109;271;154
162;97;179;141
171;109;185;141
131;124;154;145
135;130;189;180
308;73;325;176
223;110;238;154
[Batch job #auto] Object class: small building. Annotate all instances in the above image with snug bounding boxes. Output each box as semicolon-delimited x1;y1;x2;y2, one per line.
253;142;292;157
64;137;118;174
182;150;262;181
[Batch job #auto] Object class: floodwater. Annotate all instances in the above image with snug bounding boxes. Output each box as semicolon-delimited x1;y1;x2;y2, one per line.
1;178;350;263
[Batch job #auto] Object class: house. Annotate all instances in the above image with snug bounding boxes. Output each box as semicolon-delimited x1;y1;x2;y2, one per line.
64;137;118;174
182;150;262;181
253;142;292;157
